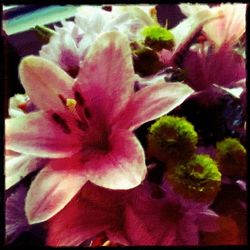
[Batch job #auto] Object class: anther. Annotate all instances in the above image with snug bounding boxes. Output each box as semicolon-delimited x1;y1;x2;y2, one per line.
74;91;84;106
52;113;71;134
58;94;67;106
66;98;77;108
84;107;91;119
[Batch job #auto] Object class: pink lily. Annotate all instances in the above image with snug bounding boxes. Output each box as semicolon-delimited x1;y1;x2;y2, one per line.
5;31;193;224
179;3;247;49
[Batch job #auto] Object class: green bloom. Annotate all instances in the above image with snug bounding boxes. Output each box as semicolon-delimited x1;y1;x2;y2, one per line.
141;25;174;42
216;138;246;177
167;154;221;202
141;25;175;51
147;115;198;166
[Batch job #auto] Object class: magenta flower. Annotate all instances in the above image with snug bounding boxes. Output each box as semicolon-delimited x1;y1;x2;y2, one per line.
46;181;219;246
5;31;193;224
182;45;246;91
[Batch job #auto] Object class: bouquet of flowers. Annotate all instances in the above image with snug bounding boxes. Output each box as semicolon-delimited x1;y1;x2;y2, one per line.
5;4;247;246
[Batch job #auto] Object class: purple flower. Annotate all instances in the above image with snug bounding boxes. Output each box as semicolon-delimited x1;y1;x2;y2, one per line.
5;185;29;244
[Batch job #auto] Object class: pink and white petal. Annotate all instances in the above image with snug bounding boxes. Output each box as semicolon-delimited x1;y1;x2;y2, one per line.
19;56;74;112
5;111;81;158
196;209;220;232
5;153;44;189
115;81;193;131
75;31;135;125
179;3;210;17
203;4;246;48
84;129;146;190
25;159;87;224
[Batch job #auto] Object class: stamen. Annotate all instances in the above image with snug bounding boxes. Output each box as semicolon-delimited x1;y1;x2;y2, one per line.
52;113;71;134
84;107;92;119
74;90;84;106
66;98;81;120
18;103;27;112
58;94;67;106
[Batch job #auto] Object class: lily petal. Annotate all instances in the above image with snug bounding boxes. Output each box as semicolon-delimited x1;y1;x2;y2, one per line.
115;81;193;131
25;159;87;224
84;129;146;190
19;56;74;112
5;111;81;158
179;3;210;17
75;31;135;125
5;153;45;189
203;4;246;48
